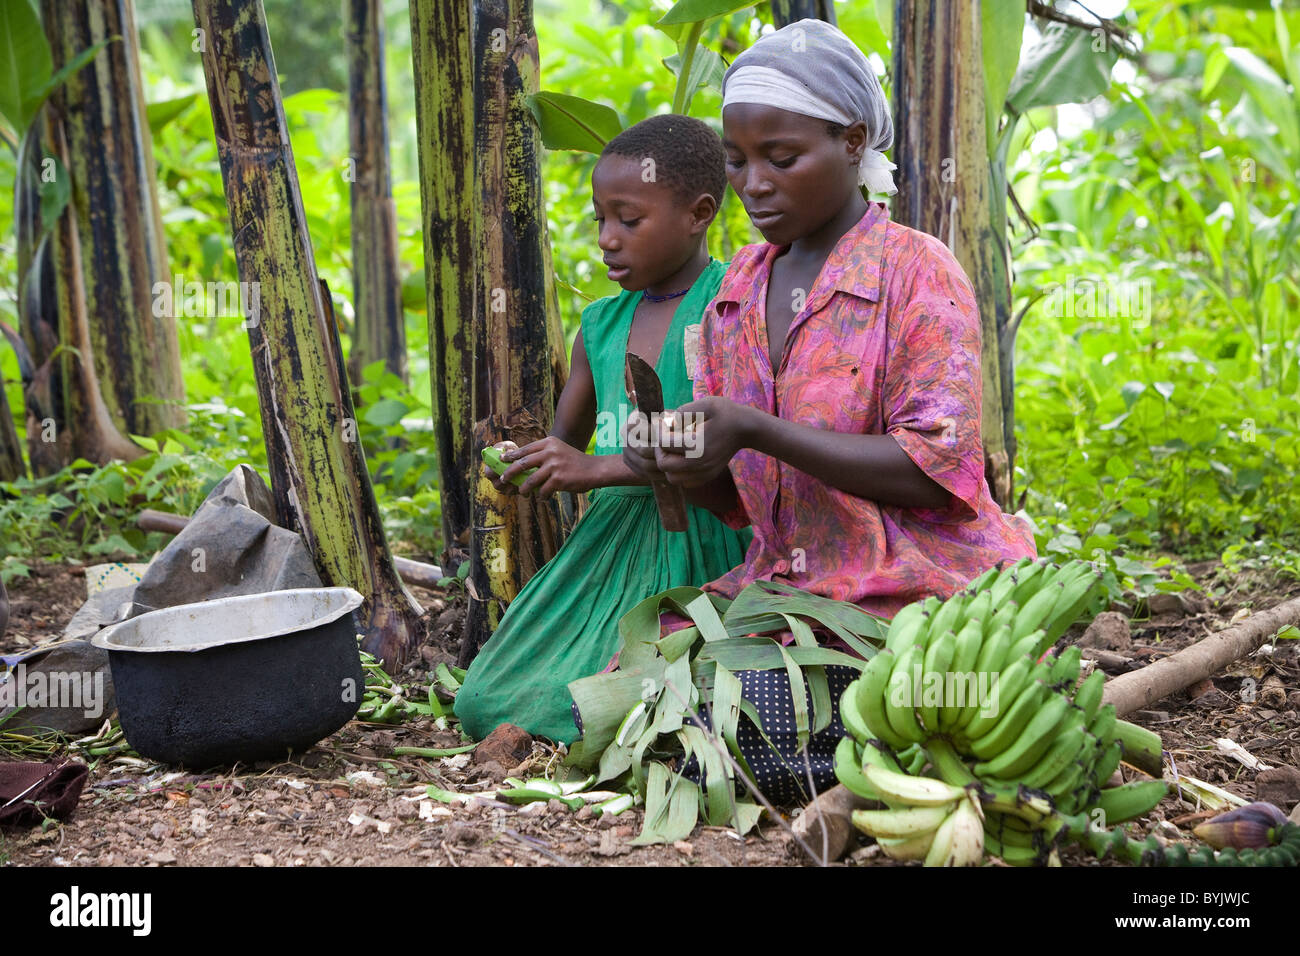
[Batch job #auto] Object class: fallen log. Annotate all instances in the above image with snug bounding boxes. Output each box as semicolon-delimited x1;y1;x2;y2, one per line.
137;508;445;590
1101;595;1300;718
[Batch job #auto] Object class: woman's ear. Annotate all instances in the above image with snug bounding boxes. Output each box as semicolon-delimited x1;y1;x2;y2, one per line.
844;120;869;165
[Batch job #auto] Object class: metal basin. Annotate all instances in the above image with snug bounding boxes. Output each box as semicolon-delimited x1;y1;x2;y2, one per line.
92;587;365;767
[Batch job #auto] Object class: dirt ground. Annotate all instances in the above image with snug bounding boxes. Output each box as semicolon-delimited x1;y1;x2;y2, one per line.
2;558;1298;868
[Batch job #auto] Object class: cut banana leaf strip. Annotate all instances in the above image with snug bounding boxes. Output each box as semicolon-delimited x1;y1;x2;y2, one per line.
568;666;663;766
722;579;887;653
635;760;701;845
781;612;832;737
711;663;748;779
684;591;729;642
696;637;865;672
435;662;463;692
653;623;701;662
619;587;729;670
776;642;811;753
680;724;732;825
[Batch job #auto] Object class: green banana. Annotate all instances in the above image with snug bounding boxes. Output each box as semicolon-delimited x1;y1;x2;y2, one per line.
1094;779;1168;825
884;601;930;655
839;682;875;744
964;588;994;627
1091;738;1124;788
899;741;928;775
862;764;968;807
939;617;985;730
983;601;1019;639
1113;719;1164;775
833;735;880;801
1011;581;1065;642
854;650;912;750
987;562;1025;605
984;830;1048;866
1006;630;1048;667
922;803;967;867
919;628;957;732
1072;668;1106;721
1048;644;1082;689
1009;559;1050;606
883;643;927;745
966;679;1051;760
973;693;1074;780
1041;570;1104;645
1088;702;1118;749
966;566;1000;594
852;803;955;839
860;738;904;775
924;592;969;650
1018;714;1090;789
1044;759;1095;814
877;830;938;861
958;652;1033;741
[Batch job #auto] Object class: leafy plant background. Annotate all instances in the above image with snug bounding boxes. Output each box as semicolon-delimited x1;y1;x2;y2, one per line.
1;0;1297;601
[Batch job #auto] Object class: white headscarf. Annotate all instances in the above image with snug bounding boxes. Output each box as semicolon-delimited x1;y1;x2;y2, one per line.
721;19;896;195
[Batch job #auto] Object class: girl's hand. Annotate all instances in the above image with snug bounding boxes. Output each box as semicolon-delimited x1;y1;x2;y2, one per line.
484;440;521;496
654;396;755;487
502;436;598;499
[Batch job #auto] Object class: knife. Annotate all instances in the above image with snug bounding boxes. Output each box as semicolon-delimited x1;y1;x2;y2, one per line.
625;352;689;532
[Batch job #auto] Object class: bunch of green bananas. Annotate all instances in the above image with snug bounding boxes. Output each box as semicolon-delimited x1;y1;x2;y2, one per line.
836;558;1174;866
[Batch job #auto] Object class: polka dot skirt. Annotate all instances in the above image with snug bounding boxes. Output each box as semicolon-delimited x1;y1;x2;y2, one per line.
681;664;858;805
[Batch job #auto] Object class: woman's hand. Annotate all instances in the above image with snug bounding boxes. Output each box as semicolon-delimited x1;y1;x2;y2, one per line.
497;436;600;499
651;396;757;488
622;410;664;484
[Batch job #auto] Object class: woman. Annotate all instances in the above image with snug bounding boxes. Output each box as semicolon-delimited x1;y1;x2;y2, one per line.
621;19;1036;800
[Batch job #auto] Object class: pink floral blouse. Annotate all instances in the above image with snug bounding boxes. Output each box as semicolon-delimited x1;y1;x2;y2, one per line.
692;202;1037;619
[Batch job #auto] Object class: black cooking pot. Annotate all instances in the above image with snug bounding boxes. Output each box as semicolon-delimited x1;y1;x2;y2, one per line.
92;587;365;766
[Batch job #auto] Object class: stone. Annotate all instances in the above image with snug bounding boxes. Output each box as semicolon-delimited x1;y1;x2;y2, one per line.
0;639;116;735
472;723;533;768
1080;611;1132;651
1254;766;1300;814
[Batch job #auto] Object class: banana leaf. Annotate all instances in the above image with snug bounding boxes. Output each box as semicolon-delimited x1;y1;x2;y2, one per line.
722;579;888;658
568;578;889;844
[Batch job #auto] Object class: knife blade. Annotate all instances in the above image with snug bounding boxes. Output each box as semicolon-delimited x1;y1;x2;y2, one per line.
625;352;689;532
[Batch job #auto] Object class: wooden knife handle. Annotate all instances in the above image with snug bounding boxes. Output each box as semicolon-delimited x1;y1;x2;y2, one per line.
650;478;689;532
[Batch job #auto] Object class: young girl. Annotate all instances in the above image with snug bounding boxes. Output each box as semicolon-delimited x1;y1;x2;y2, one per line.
622;20;1037;800
456;115;754;745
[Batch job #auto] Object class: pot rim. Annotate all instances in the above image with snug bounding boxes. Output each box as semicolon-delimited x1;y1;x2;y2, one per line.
90;587;365;654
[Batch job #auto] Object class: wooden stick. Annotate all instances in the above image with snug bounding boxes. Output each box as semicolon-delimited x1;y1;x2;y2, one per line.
1101;595;1300;718
137;509;445;590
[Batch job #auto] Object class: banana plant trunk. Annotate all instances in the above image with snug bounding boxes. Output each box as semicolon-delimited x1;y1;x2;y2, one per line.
0;356;24;481
192;0;423;671
462;0;574;665
770;0;837;26
891;0;1014;507
42;0;186;439
43;117;145;466
344;0;407;390
12;123;67;478
409;0;478;575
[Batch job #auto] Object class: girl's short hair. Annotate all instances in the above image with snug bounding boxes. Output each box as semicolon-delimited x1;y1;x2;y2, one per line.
600;114;727;208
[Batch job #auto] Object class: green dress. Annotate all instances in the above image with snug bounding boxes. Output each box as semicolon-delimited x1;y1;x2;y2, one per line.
457;259;753;743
